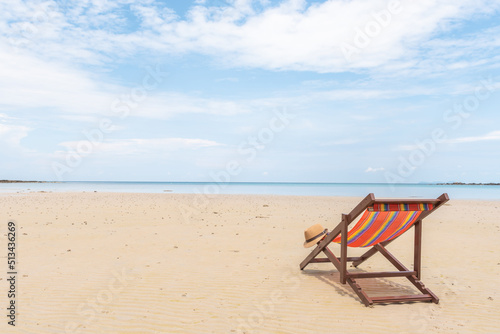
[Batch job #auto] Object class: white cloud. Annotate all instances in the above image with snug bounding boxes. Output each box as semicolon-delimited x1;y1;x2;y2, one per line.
0;43;113;115
54;137;223;157
0;0;497;125
365;167;385;173
215;77;239;83
447;131;500;144
396;144;420;151
133;93;253;119
0;123;30;147
2;0;500;73
350;115;376;121
395;131;500;152
0;41;254;120
323;138;362;146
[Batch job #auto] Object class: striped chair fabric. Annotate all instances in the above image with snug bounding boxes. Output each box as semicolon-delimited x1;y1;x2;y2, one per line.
333;203;434;247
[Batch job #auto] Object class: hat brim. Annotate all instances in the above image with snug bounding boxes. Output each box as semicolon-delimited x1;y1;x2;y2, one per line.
303;234;326;248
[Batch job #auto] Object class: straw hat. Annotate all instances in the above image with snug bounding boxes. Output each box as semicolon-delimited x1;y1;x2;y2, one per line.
303;224;328;248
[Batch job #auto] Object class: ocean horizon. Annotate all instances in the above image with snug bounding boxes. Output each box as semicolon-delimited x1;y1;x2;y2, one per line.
1;181;500;200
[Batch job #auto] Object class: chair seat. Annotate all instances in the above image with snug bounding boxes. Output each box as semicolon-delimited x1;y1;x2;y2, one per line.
332;210;422;247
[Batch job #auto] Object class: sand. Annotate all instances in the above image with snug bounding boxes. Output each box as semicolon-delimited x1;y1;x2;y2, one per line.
0;192;499;333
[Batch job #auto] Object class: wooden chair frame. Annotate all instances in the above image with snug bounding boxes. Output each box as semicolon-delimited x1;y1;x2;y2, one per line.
300;193;449;306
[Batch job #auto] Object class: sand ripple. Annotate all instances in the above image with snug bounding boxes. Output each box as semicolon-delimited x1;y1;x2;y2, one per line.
0;193;498;333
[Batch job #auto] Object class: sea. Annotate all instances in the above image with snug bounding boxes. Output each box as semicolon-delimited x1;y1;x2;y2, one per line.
1;181;500;200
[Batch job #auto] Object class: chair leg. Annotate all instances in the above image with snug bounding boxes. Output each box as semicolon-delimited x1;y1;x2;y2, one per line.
408;276;439;304
346;278;373;306
414;220;422;280
340;214;348;284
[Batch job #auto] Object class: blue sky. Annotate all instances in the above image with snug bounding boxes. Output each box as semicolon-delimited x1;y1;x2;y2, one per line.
1;0;499;183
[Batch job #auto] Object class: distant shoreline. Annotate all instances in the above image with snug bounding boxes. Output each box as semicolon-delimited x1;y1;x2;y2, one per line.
1;180;499;186
0;180;57;183
436;182;500;186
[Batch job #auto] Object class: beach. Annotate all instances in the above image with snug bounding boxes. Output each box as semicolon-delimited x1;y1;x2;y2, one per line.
0;192;499;333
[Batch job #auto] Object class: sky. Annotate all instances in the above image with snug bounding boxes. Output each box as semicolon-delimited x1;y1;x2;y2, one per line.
0;0;499;183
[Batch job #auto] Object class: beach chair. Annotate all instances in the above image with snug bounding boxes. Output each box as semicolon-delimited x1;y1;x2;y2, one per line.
300;193;449;306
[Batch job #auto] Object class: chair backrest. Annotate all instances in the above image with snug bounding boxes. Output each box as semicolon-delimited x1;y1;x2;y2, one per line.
333;201;435;248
